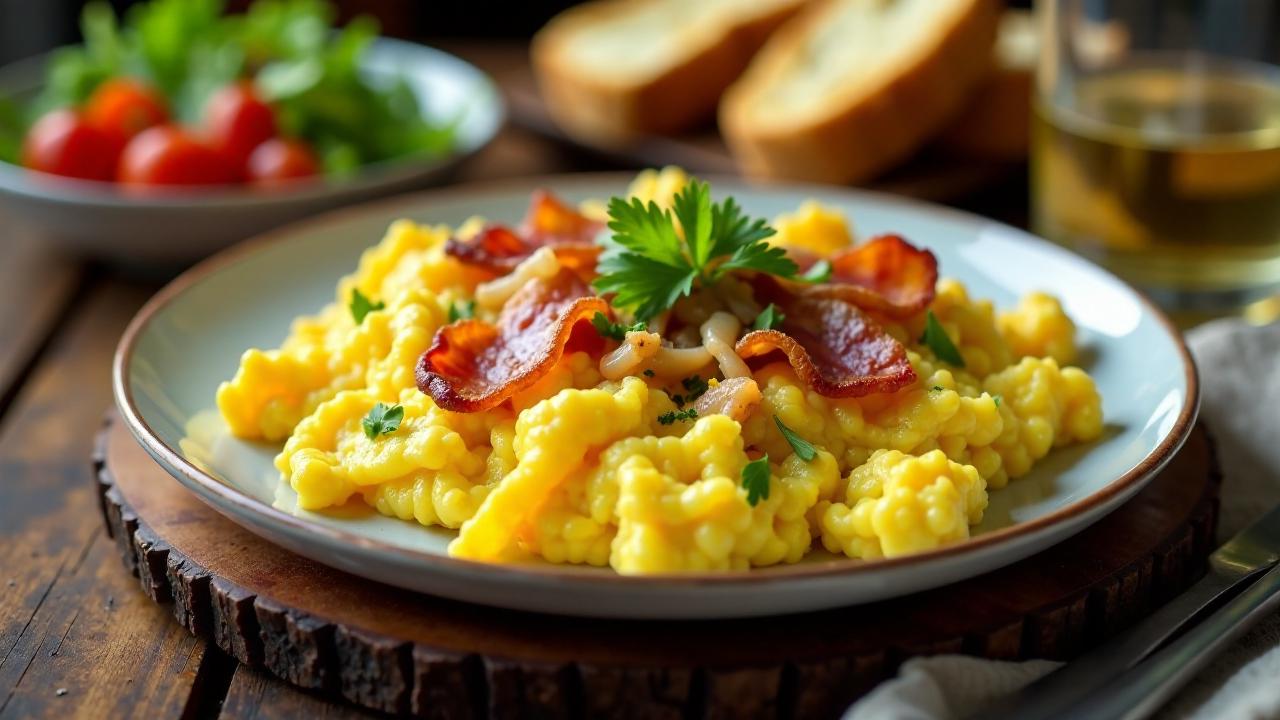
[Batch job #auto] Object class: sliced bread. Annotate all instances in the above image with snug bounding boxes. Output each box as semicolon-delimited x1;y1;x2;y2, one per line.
720;0;1001;184
532;0;806;144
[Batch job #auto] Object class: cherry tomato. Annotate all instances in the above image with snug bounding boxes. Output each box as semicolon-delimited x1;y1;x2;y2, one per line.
118;126;239;187
247;138;319;185
21;109;122;181
84;78;167;142
203;82;277;168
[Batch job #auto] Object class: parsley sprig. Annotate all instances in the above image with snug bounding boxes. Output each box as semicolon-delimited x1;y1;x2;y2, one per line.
594;180;799;321
349;288;384;325
921;310;965;367
742;455;771;506
773;416;817;461
753;303;786;331
361;402;403;440
591;312;646;341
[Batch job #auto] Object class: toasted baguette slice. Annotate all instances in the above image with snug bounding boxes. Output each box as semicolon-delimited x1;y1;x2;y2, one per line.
720;0;1001;184
938;10;1036;159
532;0;806;144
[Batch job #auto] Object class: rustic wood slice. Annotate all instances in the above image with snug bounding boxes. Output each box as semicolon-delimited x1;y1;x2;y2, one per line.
95;416;1220;720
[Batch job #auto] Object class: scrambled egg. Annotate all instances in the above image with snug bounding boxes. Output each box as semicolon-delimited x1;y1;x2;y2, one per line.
217;182;1103;574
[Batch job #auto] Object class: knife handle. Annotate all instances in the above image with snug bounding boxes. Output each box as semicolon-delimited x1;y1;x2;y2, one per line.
976;563;1258;720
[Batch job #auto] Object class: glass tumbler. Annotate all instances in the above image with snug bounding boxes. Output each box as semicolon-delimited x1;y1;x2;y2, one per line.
1032;0;1280;325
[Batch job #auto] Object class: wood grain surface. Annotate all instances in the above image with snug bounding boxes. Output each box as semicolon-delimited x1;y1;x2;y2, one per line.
96;415;1220;719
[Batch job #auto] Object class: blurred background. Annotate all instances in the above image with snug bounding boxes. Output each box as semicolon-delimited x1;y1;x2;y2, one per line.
0;0;592;63
0;0;1276;327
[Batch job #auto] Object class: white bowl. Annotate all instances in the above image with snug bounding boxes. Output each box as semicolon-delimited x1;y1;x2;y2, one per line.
0;38;504;266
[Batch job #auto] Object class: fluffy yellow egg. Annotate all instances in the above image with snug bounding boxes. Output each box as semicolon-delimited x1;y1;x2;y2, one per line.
216;171;1107;571
771;200;855;256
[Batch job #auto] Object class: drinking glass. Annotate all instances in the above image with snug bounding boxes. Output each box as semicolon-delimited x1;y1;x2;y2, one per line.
1032;0;1280;325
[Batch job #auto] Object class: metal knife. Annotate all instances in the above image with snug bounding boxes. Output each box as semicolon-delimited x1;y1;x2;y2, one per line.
976;500;1280;720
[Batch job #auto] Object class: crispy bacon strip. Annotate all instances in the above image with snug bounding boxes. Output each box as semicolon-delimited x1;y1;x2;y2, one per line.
416;268;609;412
736;277;916;397
445;190;603;274
794;234;938;318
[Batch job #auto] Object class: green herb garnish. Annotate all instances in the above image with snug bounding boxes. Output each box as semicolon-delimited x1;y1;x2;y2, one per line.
643;369;656;378
773;416;817;462
361;402;403;440
590;311;646;341
993;394;1002;407
349;288;384;325
797;259;833;284
681;375;709;402
753;303;786;331
657;408;698;425
448;300;477;323
673;375;709;406
742;455;771;507
931;385;944;393
920;310;965;367
593;179;798;321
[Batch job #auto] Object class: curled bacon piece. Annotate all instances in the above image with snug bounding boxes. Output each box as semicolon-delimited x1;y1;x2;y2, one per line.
445;190;603;275
416;268;609;412
794;234;938;318
736;277;916;398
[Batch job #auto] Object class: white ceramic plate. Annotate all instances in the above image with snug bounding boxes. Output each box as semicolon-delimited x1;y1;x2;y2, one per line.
0;38;503;266
113;174;1199;619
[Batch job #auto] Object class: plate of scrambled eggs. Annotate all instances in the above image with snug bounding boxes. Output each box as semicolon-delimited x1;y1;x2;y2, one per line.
114;168;1197;618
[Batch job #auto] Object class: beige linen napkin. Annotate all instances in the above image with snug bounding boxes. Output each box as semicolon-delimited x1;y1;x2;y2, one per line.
845;319;1280;720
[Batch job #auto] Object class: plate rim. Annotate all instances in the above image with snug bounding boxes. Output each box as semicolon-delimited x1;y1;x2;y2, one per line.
112;171;1201;588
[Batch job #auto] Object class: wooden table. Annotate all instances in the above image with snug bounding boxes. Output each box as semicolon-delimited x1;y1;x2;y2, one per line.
0;47;1031;720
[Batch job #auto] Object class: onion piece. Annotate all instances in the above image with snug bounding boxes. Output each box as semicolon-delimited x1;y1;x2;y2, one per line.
474;246;560;309
693;377;762;423
599;331;663;380
701;311;752;379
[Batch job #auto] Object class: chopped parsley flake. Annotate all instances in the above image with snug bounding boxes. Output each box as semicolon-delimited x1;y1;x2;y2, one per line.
920;310;965;367
931;385;944;393
742;455;771;506
773;415;817;461
361;403;404;440
643;369;656;377
593;179;798;321
657;408;698;425
673;375;710;406
349;288;384;325
681;375;709;401
590;311;646;341
448;300;477;322
993;394;1002;407
753;303;786;331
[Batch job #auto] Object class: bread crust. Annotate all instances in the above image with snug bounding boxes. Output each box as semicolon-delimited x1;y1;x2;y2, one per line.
719;0;1002;184
532;0;804;144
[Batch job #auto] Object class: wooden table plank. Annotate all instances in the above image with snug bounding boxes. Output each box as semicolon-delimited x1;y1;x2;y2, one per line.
0;233;85;415
0;277;215;720
0;534;211;720
220;667;378;720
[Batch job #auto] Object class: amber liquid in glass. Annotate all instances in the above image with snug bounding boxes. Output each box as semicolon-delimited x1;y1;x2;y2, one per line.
1032;54;1280;321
